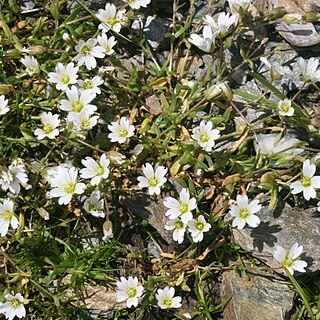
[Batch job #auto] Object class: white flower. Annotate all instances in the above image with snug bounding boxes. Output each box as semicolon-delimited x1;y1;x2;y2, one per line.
83;190;105;218
300;57;320;82
60;85;97;120
74;38;105;70
97;33;117;55
21;1;35;11
0;293;26;320
191;120;220;152
78;76;104;96
165;218;187;244
116;276;144;308
163;188;196;223
0;199;19;237
273;243;307;275
20;55;40;75
291;159;320;200
229;194;261;229
137;163;167;195
189;25;217;53
108;117;135;144
254;133;303;157
0;160;28;194
0;95;9;116
188;215;211;243
49;166;86;205
277;99;294;116
47;62;79;91
96;3;126;33
156;286;182;309
227;0;251;12
123;0;151;9
34;112;60;140
69;110;99;131
80;154;110;186
204;13;236;37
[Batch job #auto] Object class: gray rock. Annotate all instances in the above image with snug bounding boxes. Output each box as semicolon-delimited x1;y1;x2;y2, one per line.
276;22;320;47
221;268;294;320
192;0;219;23
254;0;320;47
143;16;170;50
231;205;320;274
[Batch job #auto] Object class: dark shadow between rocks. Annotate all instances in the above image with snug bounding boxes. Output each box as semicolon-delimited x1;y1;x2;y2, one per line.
272;196;286;218
278;29;313;37
301;253;314;273
250;222;282;252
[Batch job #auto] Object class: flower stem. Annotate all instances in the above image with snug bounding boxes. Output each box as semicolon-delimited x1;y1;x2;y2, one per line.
284;266;314;319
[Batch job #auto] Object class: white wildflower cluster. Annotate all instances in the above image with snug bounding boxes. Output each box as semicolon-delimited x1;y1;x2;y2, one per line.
189;3;240;52
164;188;211;243
115;276;182;310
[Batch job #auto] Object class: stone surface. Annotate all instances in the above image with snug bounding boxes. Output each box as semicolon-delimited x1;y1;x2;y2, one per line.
143;16;170;50
276;22;320;47
255;0;320;13
145;94;163;115
231;205;320;274
254;0;320;46
221;268;294;320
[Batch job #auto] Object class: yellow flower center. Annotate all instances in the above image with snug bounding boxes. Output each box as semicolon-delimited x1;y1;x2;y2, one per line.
80;45;91;55
64;183;75;194
301;176;312;187
199;133;209;143
118;128;128;138
83;80;93;89
239;207;250;219
3;209;13;221
195;220;205;231
10;298;22;308
60;74;70;84
126;287;137;298
43;124;53;134
148;178;158;187
179;202;189;213
108;17;118;27
283;255;293;267
174;220;184;229
81;118;90;128
72;101;84;112
162;297;173;308
95;165;104;176
279;101;290;113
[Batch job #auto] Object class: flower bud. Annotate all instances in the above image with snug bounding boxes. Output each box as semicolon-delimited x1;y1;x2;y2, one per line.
304;12;320;23
5;49;21;59
270;66;283;81
0;84;13;94
205;82;233;101
23;45;46;55
267;6;287;19
282;13;302;24
102;220;114;242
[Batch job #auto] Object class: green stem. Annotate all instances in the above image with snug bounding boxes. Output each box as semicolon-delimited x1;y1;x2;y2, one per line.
284;266;314;319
